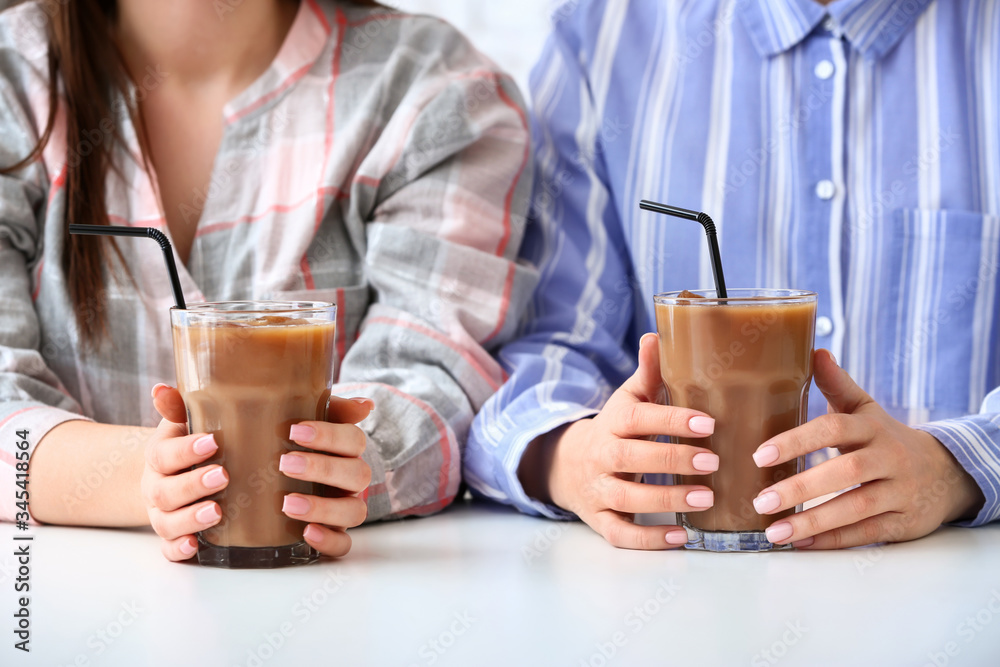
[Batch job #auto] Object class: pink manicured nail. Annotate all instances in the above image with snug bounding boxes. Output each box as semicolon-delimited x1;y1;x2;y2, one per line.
639;332;657;347
689;416;715;435
827;350;839;367
350;397;374;407
150;383;169;400
686;490;714;508
793;537;815;549
692;453;720;472
179;539;198;556
765;521;794;544
195;504;221;525
289;424;316;443
303;524;322;542
202;467;227;489
193;435;217;456
753;491;781;514
280;454;307;474
282;495;311;516
753;444;780;466
666;531;689;545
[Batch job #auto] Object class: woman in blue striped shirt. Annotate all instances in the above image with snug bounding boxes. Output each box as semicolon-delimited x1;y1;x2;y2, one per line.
467;0;1000;550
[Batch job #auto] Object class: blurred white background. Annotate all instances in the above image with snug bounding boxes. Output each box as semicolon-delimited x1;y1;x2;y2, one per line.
392;0;557;96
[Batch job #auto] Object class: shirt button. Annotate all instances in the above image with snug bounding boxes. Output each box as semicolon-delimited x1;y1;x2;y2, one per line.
815;180;836;200
814;60;835;80
816;316;834;337
822;17;836;32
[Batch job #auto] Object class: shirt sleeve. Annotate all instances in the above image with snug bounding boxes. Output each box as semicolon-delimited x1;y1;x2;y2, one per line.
916;387;1000;527
334;47;538;521
464;17;640;519
0;71;91;525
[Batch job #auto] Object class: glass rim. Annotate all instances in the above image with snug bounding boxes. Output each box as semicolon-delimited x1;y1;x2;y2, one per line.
170;300;335;314
653;289;817;305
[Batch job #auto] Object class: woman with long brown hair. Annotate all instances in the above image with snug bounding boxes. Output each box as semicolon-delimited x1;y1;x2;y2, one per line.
0;0;534;560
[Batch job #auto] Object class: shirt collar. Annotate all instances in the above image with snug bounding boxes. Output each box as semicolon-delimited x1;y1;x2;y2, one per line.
738;0;935;61
223;0;333;124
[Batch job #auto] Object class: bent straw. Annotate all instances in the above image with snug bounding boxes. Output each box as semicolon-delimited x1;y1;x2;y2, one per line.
68;225;186;309
639;200;728;298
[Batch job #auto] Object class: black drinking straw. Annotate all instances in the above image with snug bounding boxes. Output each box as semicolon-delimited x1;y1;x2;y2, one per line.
68;225;186;309
639;200;728;298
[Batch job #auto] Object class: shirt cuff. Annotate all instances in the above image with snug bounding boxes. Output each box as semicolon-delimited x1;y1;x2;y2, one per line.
0;405;92;525
486;404;599;521
915;413;1000;528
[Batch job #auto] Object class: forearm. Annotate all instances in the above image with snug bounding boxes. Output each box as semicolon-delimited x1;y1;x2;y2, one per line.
28;421;151;527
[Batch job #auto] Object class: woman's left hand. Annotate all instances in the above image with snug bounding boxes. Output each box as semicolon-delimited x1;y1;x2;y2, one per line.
751;349;984;549
151;387;373;558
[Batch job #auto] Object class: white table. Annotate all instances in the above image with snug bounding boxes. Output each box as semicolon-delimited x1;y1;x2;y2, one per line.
2;499;999;666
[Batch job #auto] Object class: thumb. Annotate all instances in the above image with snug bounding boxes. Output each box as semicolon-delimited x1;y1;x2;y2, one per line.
814;349;873;415
619;333;665;404
327;395;375;425
151;384;188;424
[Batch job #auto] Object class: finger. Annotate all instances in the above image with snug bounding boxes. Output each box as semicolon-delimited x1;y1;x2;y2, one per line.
600;478;714;514
326;396;375;425
760;482;893;544
303;523;353;558
289;422;367;458
603;439;719;475
149;500;223;540
279;453;371;493
591;511;686;550
151;384;188;424
814;349;875;415
282;494;368;528
160;535;200;562
792;511;906;550
617;332;665;404
146;431;219;475
752;451;886;515
146;465;229;512
751;413;876;467
607;403;716;440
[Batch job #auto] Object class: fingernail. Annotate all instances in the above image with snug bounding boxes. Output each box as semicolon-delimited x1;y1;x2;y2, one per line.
689;416;715;435
793;537;815;549
827;350;839;367
753;444;779;467
179;539;198;556
692;452;720;472
666;530;688;545
350;397;374;408
753;491;781;514
639;332;657;346
202;467;227;489
195;504;221;524
193;435;217;456
686;490;714;508
151;383;169;400
303;524;322;543
289;424;316;443
280;454;307;474
282;495;311;516
765;521;794;544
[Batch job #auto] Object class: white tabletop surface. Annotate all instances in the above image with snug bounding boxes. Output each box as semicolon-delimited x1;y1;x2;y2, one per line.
2;499;999;667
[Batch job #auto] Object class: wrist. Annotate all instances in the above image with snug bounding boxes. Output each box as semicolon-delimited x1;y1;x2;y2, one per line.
517;420;590;510
917;429;985;523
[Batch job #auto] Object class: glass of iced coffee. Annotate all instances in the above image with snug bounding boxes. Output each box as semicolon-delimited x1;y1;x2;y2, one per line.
170;302;337;568
654;289;817;552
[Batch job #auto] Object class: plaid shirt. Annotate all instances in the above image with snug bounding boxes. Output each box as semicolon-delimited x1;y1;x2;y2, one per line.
0;0;535;523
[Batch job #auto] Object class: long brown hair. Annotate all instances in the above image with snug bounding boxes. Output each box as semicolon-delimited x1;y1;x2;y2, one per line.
0;0;380;347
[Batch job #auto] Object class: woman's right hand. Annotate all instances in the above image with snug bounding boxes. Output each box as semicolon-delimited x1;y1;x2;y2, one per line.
141;384;227;561
520;333;720;550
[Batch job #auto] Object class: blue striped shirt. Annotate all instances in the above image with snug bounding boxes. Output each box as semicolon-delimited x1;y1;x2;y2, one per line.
465;0;1000;527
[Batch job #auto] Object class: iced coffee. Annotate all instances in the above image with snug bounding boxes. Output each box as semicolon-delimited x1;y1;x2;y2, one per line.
171;302;336;568
655;289;817;552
